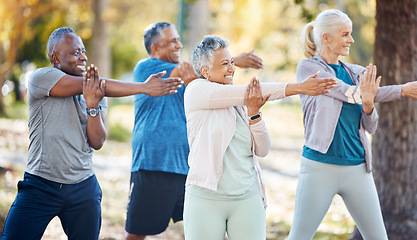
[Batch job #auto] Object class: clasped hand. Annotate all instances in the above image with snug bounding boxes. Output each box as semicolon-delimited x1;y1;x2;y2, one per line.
360;64;381;114
83;64;105;108
244;77;270;119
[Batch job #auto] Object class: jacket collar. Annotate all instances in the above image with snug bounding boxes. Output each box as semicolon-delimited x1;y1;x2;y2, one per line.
312;55;364;85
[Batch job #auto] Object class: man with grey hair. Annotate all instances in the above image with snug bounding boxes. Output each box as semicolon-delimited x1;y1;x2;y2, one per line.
0;26;182;240
125;22;265;240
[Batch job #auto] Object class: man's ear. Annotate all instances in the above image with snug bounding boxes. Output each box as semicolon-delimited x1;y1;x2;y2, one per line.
200;66;209;79
150;44;158;56
51;53;60;65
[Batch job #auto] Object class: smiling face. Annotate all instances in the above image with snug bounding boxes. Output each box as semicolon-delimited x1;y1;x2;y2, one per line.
322;23;354;58
202;48;235;85
52;33;87;76
153;27;182;63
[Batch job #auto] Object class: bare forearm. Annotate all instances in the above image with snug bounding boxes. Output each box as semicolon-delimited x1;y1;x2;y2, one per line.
51;76;140;98
401;82;417;99
361;89;376;115
285;83;302;96
86;113;107;150
285;77;336;97
103;78;147;97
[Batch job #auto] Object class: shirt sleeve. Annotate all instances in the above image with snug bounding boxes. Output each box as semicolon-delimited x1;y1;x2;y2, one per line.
361;109;379;134
249;119;271;157
184;79;287;112
28;67;66;100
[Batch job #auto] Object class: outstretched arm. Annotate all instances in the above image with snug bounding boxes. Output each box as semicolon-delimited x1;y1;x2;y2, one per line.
103;71;183;97
285;71;337;96
184;74;336;112
49;65;183;98
401;81;417;99
233;49;263;69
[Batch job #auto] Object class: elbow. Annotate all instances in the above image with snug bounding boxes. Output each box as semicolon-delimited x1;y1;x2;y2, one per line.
90;140;105;150
89;134;107;150
367;126;378;135
91;143;104;150
255;143;271;157
256;148;270;157
257;151;269;158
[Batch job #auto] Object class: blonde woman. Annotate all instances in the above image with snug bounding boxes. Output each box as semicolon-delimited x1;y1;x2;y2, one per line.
289;9;417;239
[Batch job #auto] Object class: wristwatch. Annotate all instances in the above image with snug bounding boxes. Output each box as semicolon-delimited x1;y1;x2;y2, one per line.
86;106;101;117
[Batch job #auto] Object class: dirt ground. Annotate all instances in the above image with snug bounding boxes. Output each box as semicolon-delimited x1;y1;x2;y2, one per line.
0;103;354;239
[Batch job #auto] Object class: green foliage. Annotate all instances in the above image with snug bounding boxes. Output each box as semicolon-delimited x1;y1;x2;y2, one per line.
1;98;28;120
7;0;377;80
294;0;315;21
3;0;376;118
17;14;65;67
108;123;132;142
293;0;376;66
110;40;141;79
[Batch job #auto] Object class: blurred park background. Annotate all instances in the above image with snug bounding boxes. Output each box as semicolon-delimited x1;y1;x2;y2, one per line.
1;0;417;239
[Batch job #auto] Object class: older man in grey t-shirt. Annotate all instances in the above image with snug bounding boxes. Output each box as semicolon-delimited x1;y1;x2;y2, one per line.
0;27;183;240
26;67;107;184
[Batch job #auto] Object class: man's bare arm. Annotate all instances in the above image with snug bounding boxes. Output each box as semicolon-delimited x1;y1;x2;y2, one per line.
49;66;183;98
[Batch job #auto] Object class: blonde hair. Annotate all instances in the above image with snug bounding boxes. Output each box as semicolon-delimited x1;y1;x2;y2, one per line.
301;9;352;58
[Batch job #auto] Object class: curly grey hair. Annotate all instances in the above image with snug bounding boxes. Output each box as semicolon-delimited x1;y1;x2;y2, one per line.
191;35;229;79
47;27;78;62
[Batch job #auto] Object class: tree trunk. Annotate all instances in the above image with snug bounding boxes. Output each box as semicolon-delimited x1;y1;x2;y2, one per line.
0;40;5;114
186;0;210;52
91;0;111;78
350;0;417;239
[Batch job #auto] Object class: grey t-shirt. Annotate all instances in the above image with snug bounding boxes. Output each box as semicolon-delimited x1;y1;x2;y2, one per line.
26;67;107;184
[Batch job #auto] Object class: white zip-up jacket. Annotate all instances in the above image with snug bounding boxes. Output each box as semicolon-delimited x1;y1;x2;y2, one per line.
184;79;288;206
297;55;402;172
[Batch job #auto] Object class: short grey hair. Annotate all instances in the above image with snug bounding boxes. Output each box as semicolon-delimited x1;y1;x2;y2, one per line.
47;27;77;62
191;35;229;79
143;22;174;55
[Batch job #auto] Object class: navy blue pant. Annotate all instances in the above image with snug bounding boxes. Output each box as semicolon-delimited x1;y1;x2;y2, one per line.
1;172;102;240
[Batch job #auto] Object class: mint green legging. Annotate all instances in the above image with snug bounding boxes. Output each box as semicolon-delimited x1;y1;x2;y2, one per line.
183;191;266;240
288;157;388;240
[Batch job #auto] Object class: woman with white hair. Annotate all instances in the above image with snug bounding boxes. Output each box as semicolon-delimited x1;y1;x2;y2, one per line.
288;9;417;239
183;35;336;240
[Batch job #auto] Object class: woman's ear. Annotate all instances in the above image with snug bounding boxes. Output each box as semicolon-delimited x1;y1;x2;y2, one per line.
200;66;209;79
322;33;329;43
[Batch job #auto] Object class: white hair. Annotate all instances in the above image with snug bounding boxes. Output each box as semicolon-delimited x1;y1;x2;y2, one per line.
300;9;352;58
191;35;229;79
